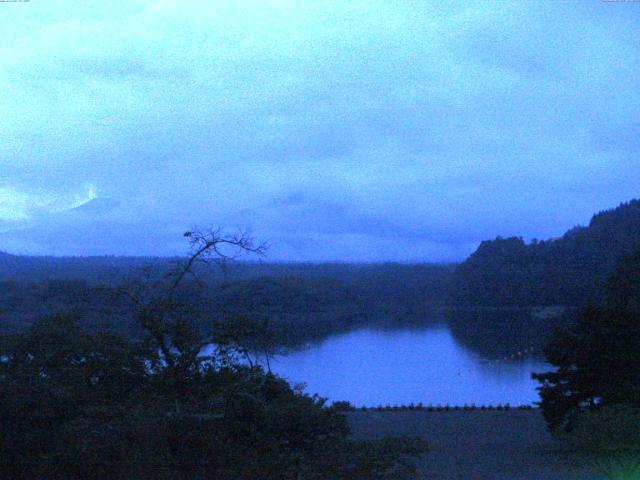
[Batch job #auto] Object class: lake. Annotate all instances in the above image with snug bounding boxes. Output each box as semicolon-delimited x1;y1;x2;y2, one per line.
267;326;549;407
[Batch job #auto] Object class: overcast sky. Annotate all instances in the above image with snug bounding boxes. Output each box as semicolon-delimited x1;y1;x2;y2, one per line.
1;1;639;261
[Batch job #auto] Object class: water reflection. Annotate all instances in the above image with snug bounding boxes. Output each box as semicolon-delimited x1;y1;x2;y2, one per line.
268;326;549;407
446;306;577;359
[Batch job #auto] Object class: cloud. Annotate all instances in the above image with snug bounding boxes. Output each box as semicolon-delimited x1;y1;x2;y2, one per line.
0;1;638;259
0;183;101;226
0;187;32;222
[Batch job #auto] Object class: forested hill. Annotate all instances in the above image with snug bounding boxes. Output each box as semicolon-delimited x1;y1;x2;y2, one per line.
450;199;640;307
0;255;455;342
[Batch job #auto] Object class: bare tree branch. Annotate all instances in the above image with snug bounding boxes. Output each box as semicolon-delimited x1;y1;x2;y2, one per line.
120;227;267;371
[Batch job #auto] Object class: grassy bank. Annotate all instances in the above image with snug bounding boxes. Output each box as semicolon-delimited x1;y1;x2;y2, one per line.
347;410;602;480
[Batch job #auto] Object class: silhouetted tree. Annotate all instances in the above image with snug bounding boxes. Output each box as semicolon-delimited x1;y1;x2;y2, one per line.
533;249;640;430
0;228;427;479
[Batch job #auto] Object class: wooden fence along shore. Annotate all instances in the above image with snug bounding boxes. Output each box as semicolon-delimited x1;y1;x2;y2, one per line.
333;401;537;412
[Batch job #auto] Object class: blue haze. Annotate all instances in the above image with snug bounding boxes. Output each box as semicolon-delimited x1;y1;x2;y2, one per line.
1;1;638;261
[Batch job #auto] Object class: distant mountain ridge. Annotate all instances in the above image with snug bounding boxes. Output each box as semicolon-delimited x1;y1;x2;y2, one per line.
450;199;640;307
70;197;121;214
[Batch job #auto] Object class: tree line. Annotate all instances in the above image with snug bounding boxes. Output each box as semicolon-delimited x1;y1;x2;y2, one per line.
450;199;640;307
0;262;454;347
0;229;426;479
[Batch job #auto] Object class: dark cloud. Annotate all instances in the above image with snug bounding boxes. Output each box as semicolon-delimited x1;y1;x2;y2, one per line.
0;1;638;260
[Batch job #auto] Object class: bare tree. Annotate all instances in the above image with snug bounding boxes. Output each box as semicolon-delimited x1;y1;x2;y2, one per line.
120;228;267;372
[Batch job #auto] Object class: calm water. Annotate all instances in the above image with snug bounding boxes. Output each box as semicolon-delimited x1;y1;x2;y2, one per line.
268;326;549;407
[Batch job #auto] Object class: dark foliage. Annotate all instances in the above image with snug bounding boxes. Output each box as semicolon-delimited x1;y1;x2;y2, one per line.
450;199;640;307
533;249;640;430
0;230;427;479
0;318;427;479
446;306;566;358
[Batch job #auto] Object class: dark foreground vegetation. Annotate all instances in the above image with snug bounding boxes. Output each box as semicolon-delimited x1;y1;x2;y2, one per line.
0;230;426;479
534;248;640;422
0;315;426;480
532;248;640;477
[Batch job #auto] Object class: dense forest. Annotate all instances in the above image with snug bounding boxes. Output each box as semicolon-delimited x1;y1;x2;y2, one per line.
450;199;640;307
0;259;454;348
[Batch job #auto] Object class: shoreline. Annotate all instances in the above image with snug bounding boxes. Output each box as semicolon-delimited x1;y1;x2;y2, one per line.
337;403;537;412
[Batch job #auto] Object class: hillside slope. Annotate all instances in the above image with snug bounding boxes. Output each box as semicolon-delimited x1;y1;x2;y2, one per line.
450;199;640;307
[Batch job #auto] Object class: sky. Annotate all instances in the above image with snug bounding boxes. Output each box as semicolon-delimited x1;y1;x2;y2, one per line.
1;0;639;261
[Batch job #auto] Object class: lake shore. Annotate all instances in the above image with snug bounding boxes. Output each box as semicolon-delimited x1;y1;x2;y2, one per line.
347;409;601;480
